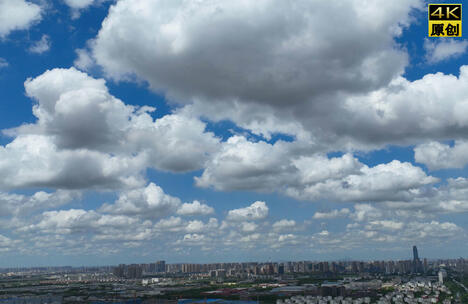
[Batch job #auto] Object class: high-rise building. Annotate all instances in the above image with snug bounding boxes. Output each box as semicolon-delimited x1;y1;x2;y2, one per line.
156;260;166;273
278;264;284;274
413;245;419;261
412;245;422;273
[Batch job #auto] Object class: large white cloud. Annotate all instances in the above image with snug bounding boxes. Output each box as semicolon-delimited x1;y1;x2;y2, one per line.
0;0;42;38
196;136;438;202
195;136;298;191
92;0;416;102
287;160;437;202
0;134;147;190
335;67;468;146
91;0;468;149
1;68;220;190
87;0;468;156
18;67;136;150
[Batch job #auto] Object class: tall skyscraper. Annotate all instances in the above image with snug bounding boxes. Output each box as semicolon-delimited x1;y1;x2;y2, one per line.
412;245;422;273
413;246;419;261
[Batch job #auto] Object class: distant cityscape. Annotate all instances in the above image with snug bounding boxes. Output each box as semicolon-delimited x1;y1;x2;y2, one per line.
1;246;467;303
1;246;464;279
109;247;459;280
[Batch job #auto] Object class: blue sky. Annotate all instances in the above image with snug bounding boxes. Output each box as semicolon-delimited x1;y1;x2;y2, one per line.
0;0;468;267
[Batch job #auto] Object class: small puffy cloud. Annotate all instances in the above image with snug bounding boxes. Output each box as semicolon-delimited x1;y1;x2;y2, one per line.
0;58;8;68
63;0;111;19
313;208;350;219
350;204;384;222
273;234;299;248
185;218;218;233
0;190;79;217
29;209;100;234
74;48;94;71
366;220;404;231
424;38;468;63
99;183;181;219
63;0;95;9
317;214;464;251
29;34;51;54
226;201;268;221
293;154;363;186
181;233;205;244
21;209;145;243
176;200;214;216
317;230;330;237
239;233;261;244
272;219;296;231
0;0;42;38
403;221;462;239
415;140;468;170
0;234;18;252
241;222;258;233
154;216;184;232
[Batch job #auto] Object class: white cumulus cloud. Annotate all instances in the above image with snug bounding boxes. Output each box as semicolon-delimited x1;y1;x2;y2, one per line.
0;0;42;38
29;34;51;54
415;140;468;170
424;38;468;63
177;201;214;216
226;201;269;221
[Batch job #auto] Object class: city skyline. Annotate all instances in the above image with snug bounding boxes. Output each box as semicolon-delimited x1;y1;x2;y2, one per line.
1;256;463;274
0;246;464;269
1;0;468;267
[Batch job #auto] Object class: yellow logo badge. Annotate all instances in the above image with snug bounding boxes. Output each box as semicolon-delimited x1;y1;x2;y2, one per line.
428;4;462;37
